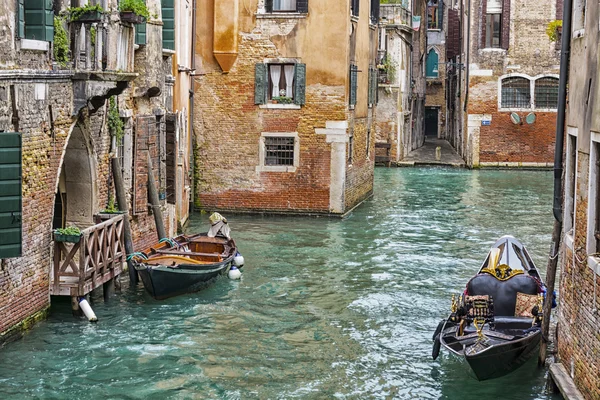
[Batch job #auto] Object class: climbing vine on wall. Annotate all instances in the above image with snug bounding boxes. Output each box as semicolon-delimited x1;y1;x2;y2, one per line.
53;16;70;66
108;97;124;141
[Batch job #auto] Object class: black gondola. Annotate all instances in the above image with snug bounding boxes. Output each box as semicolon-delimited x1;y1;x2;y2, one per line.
432;235;546;381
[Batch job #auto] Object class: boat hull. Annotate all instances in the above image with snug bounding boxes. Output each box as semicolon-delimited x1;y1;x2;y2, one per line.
136;262;231;300
464;332;541;381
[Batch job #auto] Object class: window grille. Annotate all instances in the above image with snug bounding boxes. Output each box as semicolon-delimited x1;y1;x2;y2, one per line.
501;77;530;108
265;137;295;166
534;77;559;109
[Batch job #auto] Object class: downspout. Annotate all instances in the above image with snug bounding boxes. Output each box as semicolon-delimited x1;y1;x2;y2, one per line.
553;0;572;223
539;0;572;365
463;0;470;113
189;0;197;213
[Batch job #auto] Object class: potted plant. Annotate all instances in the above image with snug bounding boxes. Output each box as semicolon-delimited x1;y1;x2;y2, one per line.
272;96;293;104
546;20;562;42
66;4;105;23
118;0;150;24
54;226;82;243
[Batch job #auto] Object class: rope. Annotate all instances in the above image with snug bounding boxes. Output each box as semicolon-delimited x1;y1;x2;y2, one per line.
126;252;147;261
159;237;179;248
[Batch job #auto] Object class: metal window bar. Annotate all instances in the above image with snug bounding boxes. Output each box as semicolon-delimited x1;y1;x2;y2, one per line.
534;78;559;109
501;77;530;108
265;137;295;166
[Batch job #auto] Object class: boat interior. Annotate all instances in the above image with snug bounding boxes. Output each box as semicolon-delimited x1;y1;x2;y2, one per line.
144;235;232;264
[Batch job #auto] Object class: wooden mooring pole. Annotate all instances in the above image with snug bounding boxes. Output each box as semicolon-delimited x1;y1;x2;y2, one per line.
539;221;561;365
111;157;138;285
147;152;167;241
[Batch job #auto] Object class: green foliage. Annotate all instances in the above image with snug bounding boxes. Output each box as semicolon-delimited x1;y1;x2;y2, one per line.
108;97;124;141
103;196;120;213
66;4;105;22
546;20;562;42
380;0;406;4
55;226;81;236
378;55;397;83
273;96;293;104
53;16;70;66
118;0;150;19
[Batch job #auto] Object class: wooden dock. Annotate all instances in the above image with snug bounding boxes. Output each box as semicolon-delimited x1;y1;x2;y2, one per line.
50;215;125;297
549;363;585;400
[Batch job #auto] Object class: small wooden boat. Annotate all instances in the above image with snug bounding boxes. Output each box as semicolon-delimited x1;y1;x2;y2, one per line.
132;227;240;299
432;235;546;381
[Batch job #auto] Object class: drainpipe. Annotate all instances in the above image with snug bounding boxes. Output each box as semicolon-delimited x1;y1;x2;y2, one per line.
539;0;572;366
189;0;197;214
462;0;470;113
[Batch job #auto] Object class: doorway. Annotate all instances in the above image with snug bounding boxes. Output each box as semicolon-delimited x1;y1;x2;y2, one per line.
425;107;439;138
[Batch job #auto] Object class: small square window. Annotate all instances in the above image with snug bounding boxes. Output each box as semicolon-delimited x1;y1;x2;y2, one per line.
257;133;299;172
273;0;297;11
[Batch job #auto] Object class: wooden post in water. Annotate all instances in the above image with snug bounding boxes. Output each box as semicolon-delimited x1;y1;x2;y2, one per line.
539;221;561;365
111;157;138;285
147;152;167;240
103;279;115;301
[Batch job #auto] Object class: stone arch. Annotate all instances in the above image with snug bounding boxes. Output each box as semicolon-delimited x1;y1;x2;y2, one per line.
53;120;97;230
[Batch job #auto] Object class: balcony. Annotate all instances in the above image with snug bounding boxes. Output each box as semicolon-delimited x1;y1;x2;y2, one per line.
380;3;412;31
68;15;137;113
50;215;125;297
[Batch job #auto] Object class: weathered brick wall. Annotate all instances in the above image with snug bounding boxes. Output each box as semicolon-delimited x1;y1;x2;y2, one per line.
345;118;374;209
558;153;600;400
465;0;559;166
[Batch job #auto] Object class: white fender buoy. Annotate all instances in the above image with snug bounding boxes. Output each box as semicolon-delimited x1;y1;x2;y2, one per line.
233;252;245;267
78;298;98;322
228;266;242;280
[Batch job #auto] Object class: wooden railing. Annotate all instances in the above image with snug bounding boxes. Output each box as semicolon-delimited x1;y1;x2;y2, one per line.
380;4;412;29
51;214;125;297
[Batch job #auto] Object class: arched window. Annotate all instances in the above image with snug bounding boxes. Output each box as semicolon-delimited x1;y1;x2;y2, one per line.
534;77;559;109
501;77;530;108
426;49;439;78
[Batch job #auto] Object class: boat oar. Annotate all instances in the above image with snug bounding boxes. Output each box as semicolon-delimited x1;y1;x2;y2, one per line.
432;318;446;360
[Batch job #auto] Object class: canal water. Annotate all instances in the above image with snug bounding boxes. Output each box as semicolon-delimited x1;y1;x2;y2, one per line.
0;168;561;400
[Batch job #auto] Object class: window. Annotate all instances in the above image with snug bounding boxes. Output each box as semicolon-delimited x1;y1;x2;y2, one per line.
370;0;380;25
17;0;54;42
534;77;559;109
349;64;358;106
564;128;577;236
351;0;360;17
588;133;600;254
426;49;439;78
427;0;440;30
265;0;308;13
501;77;530;108
257;132;299;172
162;0;175;50
255;62;306;106
0;132;22;258
484;0;502;48
572;0;586;34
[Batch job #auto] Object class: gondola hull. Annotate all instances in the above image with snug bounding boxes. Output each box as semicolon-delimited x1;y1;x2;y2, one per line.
463;331;541;381
136;262;231;300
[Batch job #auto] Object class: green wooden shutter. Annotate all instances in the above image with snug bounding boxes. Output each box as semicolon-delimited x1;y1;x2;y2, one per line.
254;63;267;105
17;0;25;38
426;49;438;77
294;63;306;105
0;132;22;259
368;67;374;106
349;64;357;106
24;0;53;42
162;0;175;50
135;22;147;45
438;0;444;30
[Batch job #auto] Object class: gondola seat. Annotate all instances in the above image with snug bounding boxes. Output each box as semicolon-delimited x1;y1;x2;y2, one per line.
466;273;539;316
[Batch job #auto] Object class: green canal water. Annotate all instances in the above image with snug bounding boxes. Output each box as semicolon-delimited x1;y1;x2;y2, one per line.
0;168;561;400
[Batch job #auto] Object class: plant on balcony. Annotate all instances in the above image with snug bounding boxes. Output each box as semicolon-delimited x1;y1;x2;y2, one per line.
377;54;396;84
54;226;82;243
53;16;70;67
272;96;293;104
66;4;105;23
108;96;124;141
101;196;121;214
546;20;562;42
118;0;150;24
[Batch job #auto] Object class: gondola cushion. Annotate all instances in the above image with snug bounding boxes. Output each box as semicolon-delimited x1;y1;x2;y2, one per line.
466;274;539;316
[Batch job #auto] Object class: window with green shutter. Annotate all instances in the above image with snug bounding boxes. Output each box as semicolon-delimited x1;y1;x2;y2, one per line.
254;62;306;106
426;49;439;78
349;64;358;106
0;132;22;259
162;0;175;50
135;22;146;45
19;0;54;42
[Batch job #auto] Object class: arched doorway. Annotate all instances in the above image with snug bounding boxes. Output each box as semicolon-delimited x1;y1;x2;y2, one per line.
53;124;96;230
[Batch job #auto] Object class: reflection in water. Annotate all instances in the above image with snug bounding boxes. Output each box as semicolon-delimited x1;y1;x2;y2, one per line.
0;168;559;399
